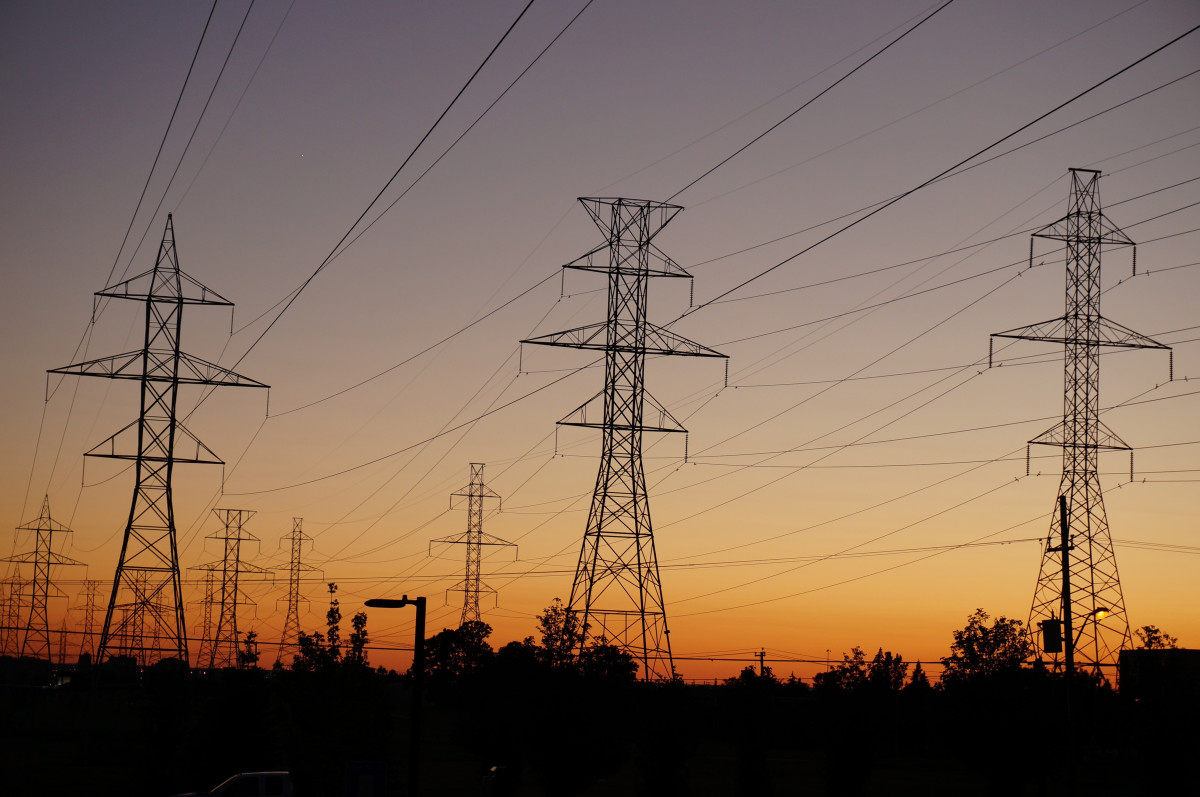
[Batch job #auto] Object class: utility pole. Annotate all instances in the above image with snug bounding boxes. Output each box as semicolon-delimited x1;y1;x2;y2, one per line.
991;169;1170;673
50;215;268;665
523;198;726;680
275;518;315;668
429;463;513;626
3;496;82;660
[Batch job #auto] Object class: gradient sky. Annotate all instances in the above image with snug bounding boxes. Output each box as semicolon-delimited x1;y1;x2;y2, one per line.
2;0;1198;680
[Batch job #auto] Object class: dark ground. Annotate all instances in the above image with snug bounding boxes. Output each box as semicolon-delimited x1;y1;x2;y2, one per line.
1;656;1193;797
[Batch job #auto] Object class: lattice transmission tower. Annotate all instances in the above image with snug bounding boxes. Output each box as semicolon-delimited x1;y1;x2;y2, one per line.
2;496;82;660
76;580;101;660
275;518;315;667
192;569;218;666
991;169;1171;673
50;215;267;665
523;198;726;680
193;509;270;669
0;577;24;656
430;463;514;626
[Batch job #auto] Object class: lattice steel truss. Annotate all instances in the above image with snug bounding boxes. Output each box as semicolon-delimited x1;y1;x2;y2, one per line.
430;463;513;626
523;198;725;680
199;509;270;668
50;215;267;665
3;496;82;660
992;169;1170;673
76;580;101;660
275;518;315;667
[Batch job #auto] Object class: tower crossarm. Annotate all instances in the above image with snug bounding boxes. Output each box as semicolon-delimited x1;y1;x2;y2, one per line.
992;317;1170;350
97;266;234;306
1029;418;1131;451
51;350;268;388
524;321;725;358
556;389;687;433
84;418;223;465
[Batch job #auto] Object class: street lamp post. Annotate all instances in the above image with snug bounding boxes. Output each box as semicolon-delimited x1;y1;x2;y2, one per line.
365;596;426;796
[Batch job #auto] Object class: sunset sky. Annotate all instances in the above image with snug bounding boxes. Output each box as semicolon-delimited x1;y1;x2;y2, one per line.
2;0;1198;681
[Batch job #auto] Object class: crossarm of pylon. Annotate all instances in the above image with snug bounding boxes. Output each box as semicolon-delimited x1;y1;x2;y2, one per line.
50;350;144;380
85;418;225;464
523;322;724;358
2;550;84;567
175;352;269;387
50;349;269;387
98;267;234;306
1029;418;1130;450
557;389;688;433
1032;212;1135;246
993;316;1169;350
564;243;694;279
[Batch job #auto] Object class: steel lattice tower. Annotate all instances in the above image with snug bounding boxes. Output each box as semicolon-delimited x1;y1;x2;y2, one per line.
50;215;267;665
275;518;315;667
206;508;270;668
3;496;82;660
192;569;218;666
77;580;100;660
430;463;513;626
992;169;1170;672
523;198;725;680
1;577;24;656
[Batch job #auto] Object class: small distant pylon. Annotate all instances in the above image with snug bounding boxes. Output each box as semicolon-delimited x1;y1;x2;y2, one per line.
58;615;70;667
0;577;25;656
202;509;271;669
77;580;101;660
2;496;83;660
49;215;268;666
430;464;514;626
523;198;726;680
191;569;218;666
275;518;316;667
991;169;1171;673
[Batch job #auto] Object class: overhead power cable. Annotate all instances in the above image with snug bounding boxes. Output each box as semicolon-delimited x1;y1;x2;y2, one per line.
667;0;957;202
228;0;537;368
681;23;1200;316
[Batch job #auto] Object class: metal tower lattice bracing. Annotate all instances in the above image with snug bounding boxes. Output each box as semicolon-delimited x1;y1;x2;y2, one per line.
49;215;267;665
3;496;82;660
523;198;726;680
991;169;1170;673
430;463;513;626
77;580;100;660
204;509;270;668
275;518;315;667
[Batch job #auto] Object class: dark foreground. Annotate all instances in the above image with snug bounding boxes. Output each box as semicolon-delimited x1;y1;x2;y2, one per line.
0;657;1192;797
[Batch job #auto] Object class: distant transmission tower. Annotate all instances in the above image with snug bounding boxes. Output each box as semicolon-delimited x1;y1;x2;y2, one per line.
192;569;218;666
523;198;726;680
3;496;82;660
991;169;1170;673
1;577;24;656
275;518;315;667
203;509;270;669
77;580;100;660
430;463;514;626
50;215;267;665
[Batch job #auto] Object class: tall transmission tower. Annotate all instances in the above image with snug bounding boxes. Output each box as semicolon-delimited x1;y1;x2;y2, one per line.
205;508;270;668
3;496;82;660
523;198;726;680
275;518;315;667
991;169;1170;673
430;463;514;626
49;215;267;665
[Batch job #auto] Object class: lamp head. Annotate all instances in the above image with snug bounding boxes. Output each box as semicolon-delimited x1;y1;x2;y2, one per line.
1093;607;1110;621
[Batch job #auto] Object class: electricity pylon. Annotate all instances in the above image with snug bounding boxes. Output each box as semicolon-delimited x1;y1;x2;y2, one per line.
197;509;271;668
1;577;24;656
275;518;315;667
76;580;100;660
192;569;218;666
430;463;514;626
523;198;726;680
3;496;82;660
991;169;1170;673
49;215;268;665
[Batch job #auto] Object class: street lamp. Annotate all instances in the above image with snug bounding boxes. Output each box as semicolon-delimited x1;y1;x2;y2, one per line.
365;595;426;796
